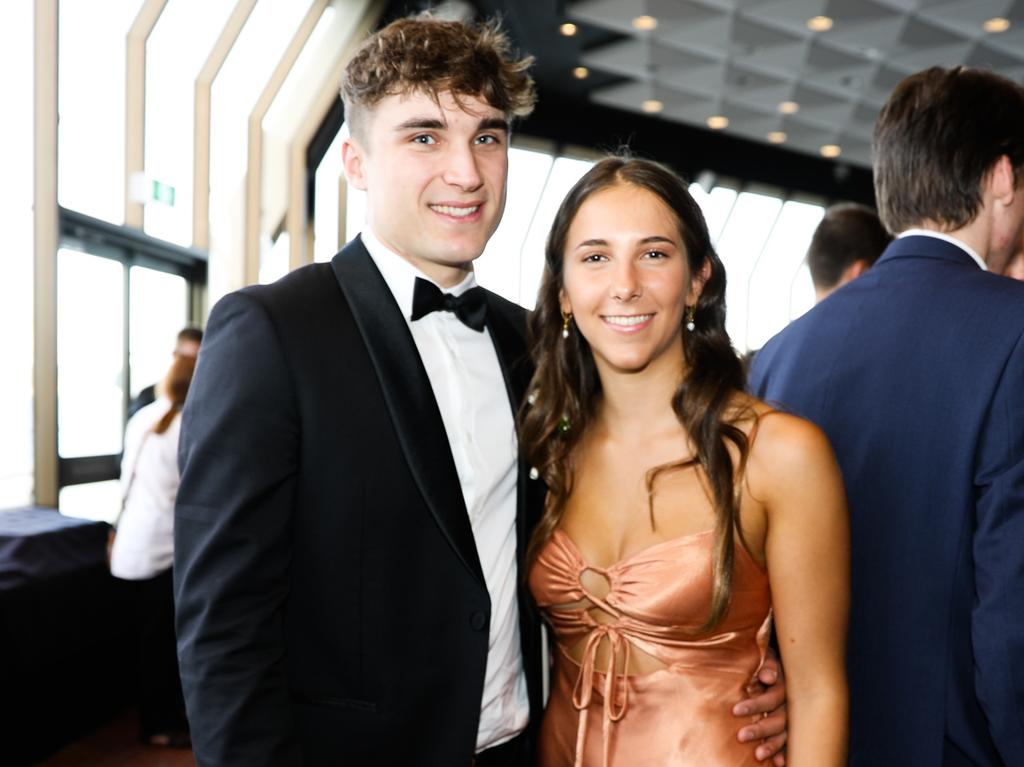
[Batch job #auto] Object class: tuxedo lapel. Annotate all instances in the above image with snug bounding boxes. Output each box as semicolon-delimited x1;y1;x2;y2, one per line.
331;238;484;585
484;294;533;566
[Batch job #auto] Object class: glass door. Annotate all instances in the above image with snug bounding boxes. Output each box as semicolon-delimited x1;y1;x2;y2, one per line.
54;217;204;521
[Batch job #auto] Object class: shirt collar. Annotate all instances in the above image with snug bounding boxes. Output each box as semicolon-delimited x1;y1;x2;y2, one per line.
361;228;479;321
897;228;987;271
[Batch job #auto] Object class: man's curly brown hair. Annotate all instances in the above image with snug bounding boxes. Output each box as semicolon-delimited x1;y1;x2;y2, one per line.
341;14;535;141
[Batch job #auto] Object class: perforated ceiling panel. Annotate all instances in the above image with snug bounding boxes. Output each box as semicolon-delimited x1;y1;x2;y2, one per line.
569;0;1024;167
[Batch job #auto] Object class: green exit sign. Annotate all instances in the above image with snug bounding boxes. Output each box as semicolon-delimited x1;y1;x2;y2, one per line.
152;179;176;206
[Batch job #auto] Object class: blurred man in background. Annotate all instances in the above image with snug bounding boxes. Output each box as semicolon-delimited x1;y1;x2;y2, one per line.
807;203;891;303
751;66;1024;767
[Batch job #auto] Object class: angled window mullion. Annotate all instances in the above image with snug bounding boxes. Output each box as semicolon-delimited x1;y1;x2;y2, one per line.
124;0;169;228
245;0;333;285
287;0;384;272
192;0;258;251
744;195;788;349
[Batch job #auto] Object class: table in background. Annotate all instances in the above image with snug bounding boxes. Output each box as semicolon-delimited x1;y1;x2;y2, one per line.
0;507;138;765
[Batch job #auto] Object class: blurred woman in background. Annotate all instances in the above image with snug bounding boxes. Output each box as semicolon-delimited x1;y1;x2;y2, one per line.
110;350;197;748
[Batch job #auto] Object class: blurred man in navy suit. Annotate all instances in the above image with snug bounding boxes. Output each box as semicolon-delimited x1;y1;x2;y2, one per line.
750;67;1024;767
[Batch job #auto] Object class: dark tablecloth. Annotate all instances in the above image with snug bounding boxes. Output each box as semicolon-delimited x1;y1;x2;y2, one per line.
0;506;109;590
0;506;137;764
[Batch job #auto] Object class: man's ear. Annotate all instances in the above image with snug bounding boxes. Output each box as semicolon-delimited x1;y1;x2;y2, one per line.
342;137;368;192
839;259;869;286
988;154;1016;206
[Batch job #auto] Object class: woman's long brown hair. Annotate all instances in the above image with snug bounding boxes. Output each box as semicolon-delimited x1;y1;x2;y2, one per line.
153;353;196;435
520;157;750;631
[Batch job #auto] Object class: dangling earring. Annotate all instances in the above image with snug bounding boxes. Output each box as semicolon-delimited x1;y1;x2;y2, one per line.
561;310;572;339
685;306;696;332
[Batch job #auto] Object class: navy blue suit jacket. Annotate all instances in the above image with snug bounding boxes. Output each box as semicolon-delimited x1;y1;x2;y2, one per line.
750;235;1024;766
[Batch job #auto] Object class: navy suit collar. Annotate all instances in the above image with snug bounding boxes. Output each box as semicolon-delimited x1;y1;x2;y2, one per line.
877;235;984;270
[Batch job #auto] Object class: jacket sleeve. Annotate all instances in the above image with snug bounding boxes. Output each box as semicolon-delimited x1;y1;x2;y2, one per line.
971;329;1024;763
174;290;302;767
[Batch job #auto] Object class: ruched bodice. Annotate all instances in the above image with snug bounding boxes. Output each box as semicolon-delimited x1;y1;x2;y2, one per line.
530;528;772;767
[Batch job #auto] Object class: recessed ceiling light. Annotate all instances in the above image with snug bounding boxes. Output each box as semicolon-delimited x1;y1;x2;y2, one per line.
560;22;578;37
983;17;1010;33
706;115;729;130
767;131;787;144
778;100;800;115
820;144;842;158
641;99;664;113
632;15;658;31
573;66;590;80
807;15;834;32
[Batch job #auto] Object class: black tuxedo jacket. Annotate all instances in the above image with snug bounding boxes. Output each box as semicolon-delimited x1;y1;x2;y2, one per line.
174;237;545;766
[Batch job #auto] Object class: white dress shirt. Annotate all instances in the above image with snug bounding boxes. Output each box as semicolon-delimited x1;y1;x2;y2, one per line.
110;398;180;581
898;228;988;270
362;230;529;751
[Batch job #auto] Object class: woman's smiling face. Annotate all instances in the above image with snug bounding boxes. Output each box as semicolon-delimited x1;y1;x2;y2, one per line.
560;183;704;377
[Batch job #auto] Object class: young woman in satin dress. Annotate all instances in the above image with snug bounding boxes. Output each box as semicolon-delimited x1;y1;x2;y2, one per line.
522;157;849;767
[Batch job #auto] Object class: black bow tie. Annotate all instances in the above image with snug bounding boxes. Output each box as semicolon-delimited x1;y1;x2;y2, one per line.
410;277;488;332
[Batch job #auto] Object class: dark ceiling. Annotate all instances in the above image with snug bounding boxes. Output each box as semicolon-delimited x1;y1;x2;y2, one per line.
379;0;877;205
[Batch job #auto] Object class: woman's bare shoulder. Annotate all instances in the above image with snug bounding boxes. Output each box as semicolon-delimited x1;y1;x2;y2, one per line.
735;395;838;487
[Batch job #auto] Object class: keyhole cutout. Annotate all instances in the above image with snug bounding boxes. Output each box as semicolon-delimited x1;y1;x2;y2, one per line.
580;568;618;626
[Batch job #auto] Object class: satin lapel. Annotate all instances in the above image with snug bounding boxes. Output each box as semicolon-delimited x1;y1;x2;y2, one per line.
331;239;484;585
483;294;534;567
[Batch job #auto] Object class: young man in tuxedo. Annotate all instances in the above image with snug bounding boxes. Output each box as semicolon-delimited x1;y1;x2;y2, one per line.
174;15;788;767
751;67;1024;766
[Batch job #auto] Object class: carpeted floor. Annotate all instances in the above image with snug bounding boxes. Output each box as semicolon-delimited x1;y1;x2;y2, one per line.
36;707;194;767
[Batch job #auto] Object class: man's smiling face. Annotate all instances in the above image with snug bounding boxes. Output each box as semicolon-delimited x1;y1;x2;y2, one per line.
343;89;509;287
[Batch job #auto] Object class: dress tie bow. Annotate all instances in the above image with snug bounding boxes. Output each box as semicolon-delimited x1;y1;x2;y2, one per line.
410;277;487;331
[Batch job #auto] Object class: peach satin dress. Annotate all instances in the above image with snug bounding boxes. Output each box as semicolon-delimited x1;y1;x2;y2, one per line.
529;528;772;767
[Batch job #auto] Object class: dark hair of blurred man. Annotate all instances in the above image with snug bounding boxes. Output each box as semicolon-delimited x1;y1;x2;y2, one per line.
807;203;891;303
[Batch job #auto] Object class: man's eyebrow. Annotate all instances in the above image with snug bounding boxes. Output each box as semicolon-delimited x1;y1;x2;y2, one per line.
478;117;509;132
394;117;446;131
391;116;509;133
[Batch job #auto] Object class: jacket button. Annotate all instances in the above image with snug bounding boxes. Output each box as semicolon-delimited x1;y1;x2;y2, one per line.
470;611;487;631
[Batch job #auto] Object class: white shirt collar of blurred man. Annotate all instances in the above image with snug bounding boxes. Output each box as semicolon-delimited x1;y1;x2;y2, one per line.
897;228;987;271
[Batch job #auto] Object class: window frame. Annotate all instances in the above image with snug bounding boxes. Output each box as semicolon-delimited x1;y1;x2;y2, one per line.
57;208;206;489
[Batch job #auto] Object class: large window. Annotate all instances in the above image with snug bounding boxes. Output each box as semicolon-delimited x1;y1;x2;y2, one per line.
0;1;34;509
483;153;596;309
208;0;311;299
129;266;189;398
144;0;238;246
58;0;144;225
314;129;346;264
56;211;205;520
692;181;825;352
57;248;126;460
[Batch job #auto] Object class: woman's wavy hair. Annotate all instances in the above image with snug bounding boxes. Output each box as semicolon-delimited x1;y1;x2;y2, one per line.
153;353;196;435
520;156;751;631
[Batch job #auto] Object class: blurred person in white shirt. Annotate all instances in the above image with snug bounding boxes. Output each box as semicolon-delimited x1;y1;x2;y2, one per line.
111;349;196;748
